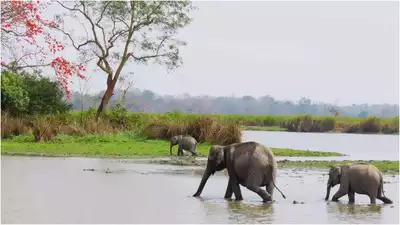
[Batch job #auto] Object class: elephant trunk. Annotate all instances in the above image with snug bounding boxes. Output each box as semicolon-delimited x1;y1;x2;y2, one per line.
325;181;332;200
193;169;212;197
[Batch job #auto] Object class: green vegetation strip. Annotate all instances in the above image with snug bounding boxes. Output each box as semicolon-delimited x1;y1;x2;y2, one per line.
278;160;400;173
241;125;288;131
69;110;398;125
1;133;342;157
146;158;399;174
69;110;399;135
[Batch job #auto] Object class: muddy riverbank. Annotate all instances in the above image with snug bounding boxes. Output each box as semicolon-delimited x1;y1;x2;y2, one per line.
2;156;399;224
2;152;398;173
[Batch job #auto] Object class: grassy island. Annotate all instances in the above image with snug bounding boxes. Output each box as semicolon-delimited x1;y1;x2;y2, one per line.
146;158;399;174
1;133;343;158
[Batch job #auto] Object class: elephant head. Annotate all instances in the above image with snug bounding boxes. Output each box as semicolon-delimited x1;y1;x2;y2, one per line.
193;145;226;197
325;165;342;200
170;135;183;155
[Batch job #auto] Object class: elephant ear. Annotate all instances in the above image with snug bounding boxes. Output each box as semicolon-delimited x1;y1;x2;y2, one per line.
216;147;224;164
328;165;336;172
336;166;342;180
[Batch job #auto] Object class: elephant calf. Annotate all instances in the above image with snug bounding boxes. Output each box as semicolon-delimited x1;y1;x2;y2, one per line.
325;164;393;204
193;142;286;203
170;135;198;156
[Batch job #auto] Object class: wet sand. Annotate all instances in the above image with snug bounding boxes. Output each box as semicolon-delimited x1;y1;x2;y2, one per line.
1;156;399;224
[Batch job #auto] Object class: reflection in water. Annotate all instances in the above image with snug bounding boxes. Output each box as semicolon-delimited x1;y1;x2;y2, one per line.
326;201;384;223
226;201;274;224
326;201;384;214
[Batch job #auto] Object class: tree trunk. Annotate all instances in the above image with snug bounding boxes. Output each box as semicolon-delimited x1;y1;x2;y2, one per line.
96;81;116;119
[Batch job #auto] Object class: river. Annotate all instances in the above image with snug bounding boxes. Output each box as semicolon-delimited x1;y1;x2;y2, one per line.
243;130;399;161
1;131;399;223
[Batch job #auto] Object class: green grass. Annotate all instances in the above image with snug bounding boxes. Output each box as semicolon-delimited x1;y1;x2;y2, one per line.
0;133;343;157
241;125;288;131
277;160;400;173
69;110;398;125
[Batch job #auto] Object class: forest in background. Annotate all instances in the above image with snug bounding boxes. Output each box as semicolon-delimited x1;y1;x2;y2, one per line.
69;88;399;118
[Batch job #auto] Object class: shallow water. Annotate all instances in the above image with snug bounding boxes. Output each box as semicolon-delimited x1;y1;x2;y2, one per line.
243;130;400;160
2;156;399;224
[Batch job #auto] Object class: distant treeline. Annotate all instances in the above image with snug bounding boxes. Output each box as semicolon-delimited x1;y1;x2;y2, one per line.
69;88;399;118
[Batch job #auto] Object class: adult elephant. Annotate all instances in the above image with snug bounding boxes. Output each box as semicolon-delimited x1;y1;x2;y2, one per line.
325;164;393;204
170;135;198;156
192;142;286;202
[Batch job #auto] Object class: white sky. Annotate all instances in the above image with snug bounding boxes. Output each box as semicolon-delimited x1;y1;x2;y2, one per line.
14;1;400;105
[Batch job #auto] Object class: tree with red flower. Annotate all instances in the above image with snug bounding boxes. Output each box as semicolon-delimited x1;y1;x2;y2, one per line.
1;0;85;100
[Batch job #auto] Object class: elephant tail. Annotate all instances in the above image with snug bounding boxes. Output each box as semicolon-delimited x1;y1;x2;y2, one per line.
379;174;387;198
269;164;286;199
272;180;286;199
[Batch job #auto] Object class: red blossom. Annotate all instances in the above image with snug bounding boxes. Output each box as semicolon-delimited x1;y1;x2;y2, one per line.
1;0;85;99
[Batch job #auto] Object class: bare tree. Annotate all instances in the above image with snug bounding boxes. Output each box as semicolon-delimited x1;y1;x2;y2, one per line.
116;74;135;105
329;99;341;117
77;74;92;120
54;1;196;118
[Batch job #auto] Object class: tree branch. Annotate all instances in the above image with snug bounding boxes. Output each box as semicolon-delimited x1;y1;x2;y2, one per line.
1;28;27;37
112;1;137;82
2;61;51;71
53;27;95;50
57;1;106;56
95;1;111;51
131;2;163;32
57;0;113;74
130;34;169;61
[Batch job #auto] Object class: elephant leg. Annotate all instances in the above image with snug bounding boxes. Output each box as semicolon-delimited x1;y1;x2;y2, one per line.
369;197;377;204
332;176;351;202
332;186;348;202
368;193;377;204
232;181;243;201
245;175;271;202
224;178;234;199
242;171;272;202
177;144;183;156
348;190;355;204
266;181;274;201
225;163;243;201
246;184;272;203
187;146;197;156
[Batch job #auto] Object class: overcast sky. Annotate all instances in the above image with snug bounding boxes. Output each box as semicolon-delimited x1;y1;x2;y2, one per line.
55;1;399;105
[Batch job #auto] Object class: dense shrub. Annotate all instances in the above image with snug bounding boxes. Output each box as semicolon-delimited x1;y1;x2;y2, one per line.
134;116;242;145
1;70;71;117
1;71;30;117
1;112;29;138
359;117;381;133
32;116;61;142
343;116;398;134
1;108;398;143
281;115;336;133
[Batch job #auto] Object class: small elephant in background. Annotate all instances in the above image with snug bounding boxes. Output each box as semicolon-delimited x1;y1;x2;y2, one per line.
325;164;393;204
193;142;286;202
170;135;198;156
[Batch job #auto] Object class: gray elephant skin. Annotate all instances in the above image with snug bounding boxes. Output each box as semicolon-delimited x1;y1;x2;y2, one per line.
170;135;198;156
325;164;393;204
192;141;286;202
